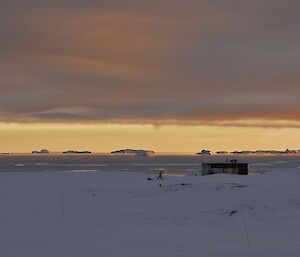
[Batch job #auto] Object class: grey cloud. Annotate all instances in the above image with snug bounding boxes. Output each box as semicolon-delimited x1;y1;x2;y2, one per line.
0;0;299;125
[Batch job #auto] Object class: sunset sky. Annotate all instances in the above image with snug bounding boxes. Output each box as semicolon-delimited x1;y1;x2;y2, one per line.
1;1;299;152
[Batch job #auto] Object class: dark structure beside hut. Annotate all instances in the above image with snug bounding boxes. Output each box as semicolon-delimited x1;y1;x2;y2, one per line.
202;161;248;176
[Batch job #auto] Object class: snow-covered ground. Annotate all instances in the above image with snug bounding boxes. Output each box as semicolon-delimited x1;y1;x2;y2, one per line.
0;169;299;257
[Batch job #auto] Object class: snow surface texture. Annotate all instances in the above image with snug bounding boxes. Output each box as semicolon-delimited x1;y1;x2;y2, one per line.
0;169;299;257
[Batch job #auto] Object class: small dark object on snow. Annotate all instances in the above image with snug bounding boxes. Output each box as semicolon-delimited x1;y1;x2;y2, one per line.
147;177;154;181
181;183;191;186
230;184;247;189
228;210;238;216
223;210;238;216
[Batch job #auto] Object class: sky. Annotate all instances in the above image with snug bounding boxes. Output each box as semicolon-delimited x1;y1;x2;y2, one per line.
0;0;299;152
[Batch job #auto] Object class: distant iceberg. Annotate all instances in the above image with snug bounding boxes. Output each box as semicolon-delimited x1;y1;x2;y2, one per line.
32;149;49;154
111;149;155;157
63;150;92;154
197;150;211;155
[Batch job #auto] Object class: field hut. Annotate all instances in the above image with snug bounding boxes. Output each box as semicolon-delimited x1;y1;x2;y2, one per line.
202;161;248;176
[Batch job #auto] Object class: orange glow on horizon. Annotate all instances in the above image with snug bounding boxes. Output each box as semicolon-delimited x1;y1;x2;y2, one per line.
1;122;299;153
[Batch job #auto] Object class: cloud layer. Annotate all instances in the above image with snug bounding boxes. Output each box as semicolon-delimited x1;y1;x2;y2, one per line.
1;0;300;124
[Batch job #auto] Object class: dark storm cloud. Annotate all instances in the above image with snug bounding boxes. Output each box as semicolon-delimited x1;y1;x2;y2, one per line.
0;0;299;125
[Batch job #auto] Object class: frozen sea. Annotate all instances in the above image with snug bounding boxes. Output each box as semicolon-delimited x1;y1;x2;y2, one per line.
1;154;300;174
